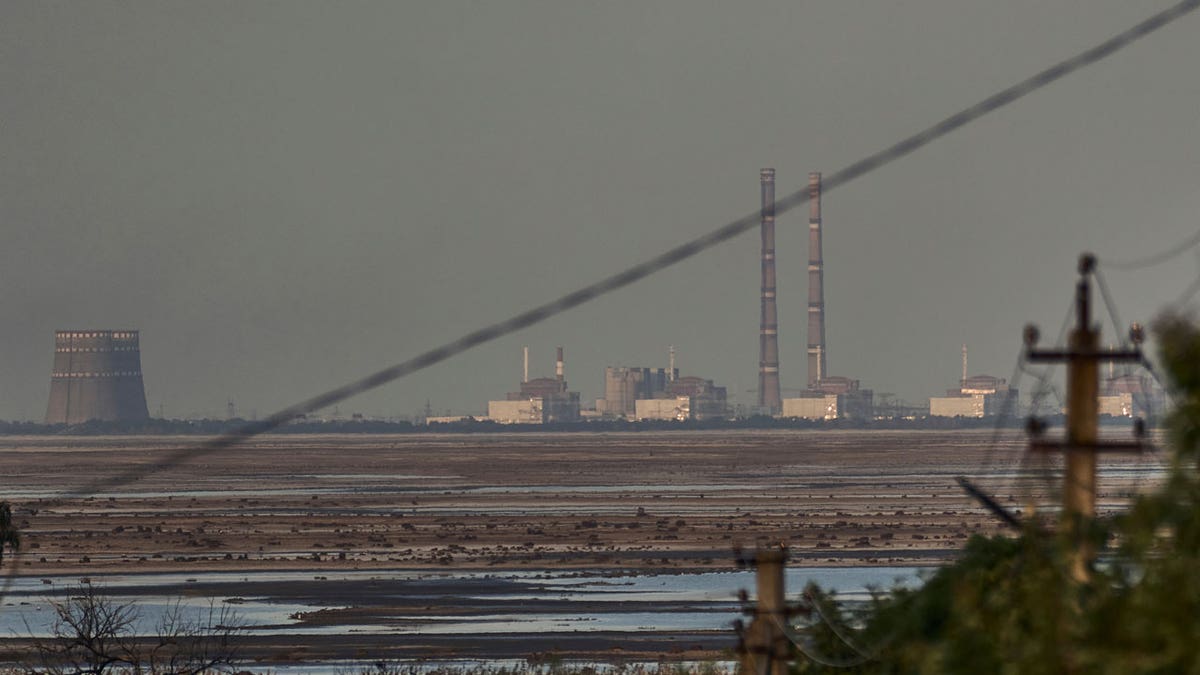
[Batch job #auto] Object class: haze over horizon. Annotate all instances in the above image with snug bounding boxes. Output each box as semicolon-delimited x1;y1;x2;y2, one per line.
3;2;1198;421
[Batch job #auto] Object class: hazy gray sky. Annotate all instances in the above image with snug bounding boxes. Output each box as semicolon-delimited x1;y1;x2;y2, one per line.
2;2;1198;421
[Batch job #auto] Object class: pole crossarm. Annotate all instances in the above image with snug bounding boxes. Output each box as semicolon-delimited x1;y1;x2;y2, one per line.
1028;440;1147;454
1026;349;1142;363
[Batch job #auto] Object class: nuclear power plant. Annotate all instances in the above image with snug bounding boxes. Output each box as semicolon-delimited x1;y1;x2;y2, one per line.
473;169;876;424
24;170;990;428
45;330;149;424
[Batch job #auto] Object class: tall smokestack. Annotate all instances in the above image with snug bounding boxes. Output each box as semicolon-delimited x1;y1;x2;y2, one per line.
669;345;676;381
556;346;564;382
523;347;529;384
807;172;827;388
758;168;782;414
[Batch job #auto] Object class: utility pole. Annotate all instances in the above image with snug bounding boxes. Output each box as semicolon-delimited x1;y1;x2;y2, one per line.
735;544;792;675
1025;253;1144;582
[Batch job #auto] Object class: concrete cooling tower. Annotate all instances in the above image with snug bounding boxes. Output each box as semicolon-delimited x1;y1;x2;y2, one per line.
45;330;149;424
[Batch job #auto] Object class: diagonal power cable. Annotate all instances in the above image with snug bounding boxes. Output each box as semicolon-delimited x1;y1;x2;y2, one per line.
68;0;1200;499
1101;228;1200;270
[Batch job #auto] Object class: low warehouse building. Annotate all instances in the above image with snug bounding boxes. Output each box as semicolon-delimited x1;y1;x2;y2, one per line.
930;375;1015;418
635;396;690;422
782;394;840;420
487;398;544;424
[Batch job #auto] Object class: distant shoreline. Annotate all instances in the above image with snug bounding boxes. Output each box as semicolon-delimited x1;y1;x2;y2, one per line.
0;413;1145;436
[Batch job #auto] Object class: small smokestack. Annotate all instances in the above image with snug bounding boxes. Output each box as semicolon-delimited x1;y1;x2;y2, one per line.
523;347;529;384
669;345;676;381
556;346;564;382
758;168;782;414
807;172;827;388
962;344;968;387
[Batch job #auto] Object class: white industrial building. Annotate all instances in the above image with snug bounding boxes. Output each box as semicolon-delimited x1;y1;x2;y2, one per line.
486;398;544;424
1098;393;1134;418
782;395;840;420
635;396;691;422
929;395;989;418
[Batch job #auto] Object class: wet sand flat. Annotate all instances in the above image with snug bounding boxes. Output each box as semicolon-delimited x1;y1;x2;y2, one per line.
0;429;1159;575
0;429;1161;664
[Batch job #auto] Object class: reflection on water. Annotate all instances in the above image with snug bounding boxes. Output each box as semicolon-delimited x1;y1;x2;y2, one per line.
1;566;920;639
0;593;314;637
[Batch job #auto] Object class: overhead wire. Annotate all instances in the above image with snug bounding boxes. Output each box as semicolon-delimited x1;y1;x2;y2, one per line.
1101;228;1200;271
1093;267;1130;348
965;357;1027;529
979;357;1027;474
770;613;877;670
1015;263;1177;521
1093;264;1171;498
804;589;880;660
1170;272;1200;308
1006;297;1077;513
5;0;1198;610
60;0;1200;501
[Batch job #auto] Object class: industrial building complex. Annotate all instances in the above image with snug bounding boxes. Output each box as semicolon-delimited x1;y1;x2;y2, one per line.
486;347;582;424
475;169;871;424
459;178;1160;425
597;365;675;417
484;345;728;424
25;168;1164;429
1098;372;1165;419
928;346;1017;418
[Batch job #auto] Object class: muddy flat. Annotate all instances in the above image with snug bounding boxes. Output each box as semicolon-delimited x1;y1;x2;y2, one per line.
0;429;1161;665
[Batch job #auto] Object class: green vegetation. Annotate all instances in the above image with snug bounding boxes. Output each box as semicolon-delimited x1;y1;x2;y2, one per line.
790;314;1200;674
0;502;18;565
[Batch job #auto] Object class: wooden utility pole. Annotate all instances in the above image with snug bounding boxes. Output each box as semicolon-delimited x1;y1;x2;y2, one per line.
736;544;791;675
1026;254;1143;582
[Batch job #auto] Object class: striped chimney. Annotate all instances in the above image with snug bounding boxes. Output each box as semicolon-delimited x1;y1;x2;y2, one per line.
807;172;827;388
758;168;782;413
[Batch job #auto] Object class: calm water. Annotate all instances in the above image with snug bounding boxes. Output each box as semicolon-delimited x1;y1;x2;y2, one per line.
1;566;921;638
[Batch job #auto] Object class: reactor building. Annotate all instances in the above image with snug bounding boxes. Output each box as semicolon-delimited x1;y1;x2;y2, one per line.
45;330;150;424
634;375;729;421
596;366;675;417
487;347;581;424
1098;371;1165;419
593;347;727;421
928;345;1017;418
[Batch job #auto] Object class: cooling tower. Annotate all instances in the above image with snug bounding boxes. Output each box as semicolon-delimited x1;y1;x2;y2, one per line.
45;330;150;424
